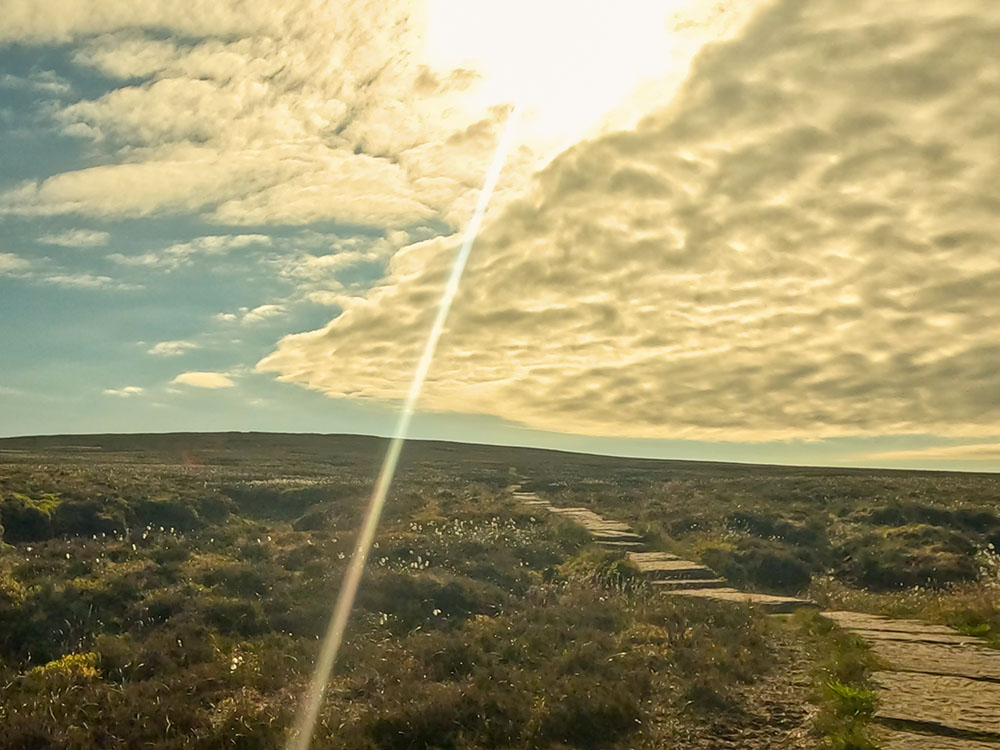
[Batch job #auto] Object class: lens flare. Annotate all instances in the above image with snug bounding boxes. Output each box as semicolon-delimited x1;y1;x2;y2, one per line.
286;105;520;750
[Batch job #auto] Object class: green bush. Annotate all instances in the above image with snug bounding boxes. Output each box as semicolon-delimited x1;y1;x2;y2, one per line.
0;496;56;542
702;538;813;594
292;505;330;531
836;524;978;590
52;498;126;537
132;497;203;531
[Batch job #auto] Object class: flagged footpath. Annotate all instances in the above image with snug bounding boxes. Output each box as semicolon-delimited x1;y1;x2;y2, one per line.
513;486;1000;749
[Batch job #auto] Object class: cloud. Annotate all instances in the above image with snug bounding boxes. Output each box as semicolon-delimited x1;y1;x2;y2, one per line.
240;304;286;325
42;273;137;290
103;385;143;397
1;253;136;289
38;229;110;247
0;252;31;275
148;340;199;356
0;70;71;95
260;0;1000;442
0;1;537;229
108;233;270;269
170;371;235;389
865;443;1000;463
214;304;287;325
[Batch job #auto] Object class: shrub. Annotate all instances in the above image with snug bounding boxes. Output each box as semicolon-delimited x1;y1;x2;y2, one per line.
292;505;329;531
701;539;813;594
132;497;202;532
24;651;99;689
0;496;56;542
203;596;268;636
825;680;878;719
52;498;126;537
836;524;978;590
529;675;642;748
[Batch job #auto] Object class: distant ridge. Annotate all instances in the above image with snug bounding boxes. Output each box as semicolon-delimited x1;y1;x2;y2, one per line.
0;431;985;477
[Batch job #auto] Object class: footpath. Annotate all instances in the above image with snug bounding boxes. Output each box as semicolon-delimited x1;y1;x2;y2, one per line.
512;487;1000;748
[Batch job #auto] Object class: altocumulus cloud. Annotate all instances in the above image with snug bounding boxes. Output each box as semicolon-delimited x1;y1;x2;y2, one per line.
103;386;143;397
259;0;1000;442
171;372;235;389
38;229;110;247
0;0;532;230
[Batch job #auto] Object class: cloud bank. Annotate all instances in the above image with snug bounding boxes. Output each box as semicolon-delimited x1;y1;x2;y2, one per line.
0;0;532;230
260;0;1000;441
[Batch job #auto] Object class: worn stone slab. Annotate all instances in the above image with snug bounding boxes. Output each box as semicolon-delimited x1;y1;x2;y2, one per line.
650;578;729;590
591;531;644;542
596;540;646;549
585;525;639;536
874;671;1000;739
661;587;815;614
627;551;681;563
865;639;1000;683
876;728;1000;750
823;611;960;636
846;629;977;646
633;559;716;579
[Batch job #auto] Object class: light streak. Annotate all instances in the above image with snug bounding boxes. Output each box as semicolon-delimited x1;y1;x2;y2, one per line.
286;104;520;750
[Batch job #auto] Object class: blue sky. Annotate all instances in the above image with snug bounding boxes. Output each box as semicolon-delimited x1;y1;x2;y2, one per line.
2;0;1000;473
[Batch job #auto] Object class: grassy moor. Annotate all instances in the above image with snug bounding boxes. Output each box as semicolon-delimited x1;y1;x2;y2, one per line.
1;434;998;749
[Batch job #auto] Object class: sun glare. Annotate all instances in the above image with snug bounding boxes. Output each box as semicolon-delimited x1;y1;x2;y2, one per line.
424;0;708;152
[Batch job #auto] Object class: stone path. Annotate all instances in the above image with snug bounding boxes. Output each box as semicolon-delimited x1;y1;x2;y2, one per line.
514;487;1000;747
824;610;1000;747
513;489;813;614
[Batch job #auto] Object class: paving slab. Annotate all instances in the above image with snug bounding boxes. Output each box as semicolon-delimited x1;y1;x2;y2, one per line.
823;611;961;636
661;587;815;614
632;559;717;579
845;628;977;646
596;540;646;549
627;551;681;563
650;578;729;590
591;531;644;541
865;639;1000;683
876;728;1000;750
874;671;1000;739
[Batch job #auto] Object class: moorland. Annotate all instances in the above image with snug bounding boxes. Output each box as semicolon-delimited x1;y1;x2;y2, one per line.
0;432;997;749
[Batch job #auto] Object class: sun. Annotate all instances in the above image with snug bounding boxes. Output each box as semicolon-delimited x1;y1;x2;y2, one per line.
423;0;736;154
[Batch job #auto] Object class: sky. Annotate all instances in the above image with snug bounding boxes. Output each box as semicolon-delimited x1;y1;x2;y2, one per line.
2;0;999;472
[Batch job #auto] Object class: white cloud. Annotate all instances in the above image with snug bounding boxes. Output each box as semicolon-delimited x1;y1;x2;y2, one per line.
170;371;235;389
148;339;199;356
38;229;110;247
42;273;137;290
0;1;526;229
241;304;286;325
103;385;144;397
1;253;135;289
108;233;270;269
0;70;71;95
259;0;1000;442
0;252;31;275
